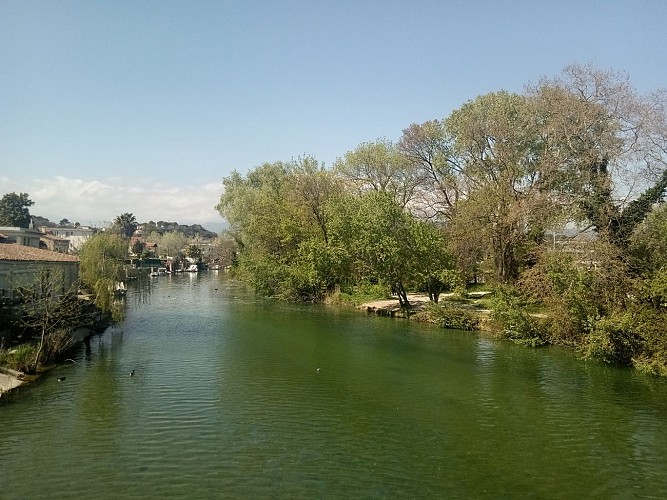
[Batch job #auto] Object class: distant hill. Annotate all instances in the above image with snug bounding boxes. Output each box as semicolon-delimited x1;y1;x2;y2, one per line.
139;220;218;239
33;215;218;239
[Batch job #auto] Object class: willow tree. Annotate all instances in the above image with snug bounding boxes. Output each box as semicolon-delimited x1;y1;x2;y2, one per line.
79;233;128;315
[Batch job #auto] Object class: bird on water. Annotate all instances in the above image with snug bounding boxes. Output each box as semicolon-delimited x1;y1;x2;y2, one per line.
57;377;66;382
130;370;135;377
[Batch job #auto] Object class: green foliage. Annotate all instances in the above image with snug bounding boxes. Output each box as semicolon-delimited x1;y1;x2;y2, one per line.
79;233;128;314
334;138;419;208
581;305;667;373
490;286;546;346
628;204;667;267
331;281;390;306
1;344;39;373
519;244;631;345
581;313;641;365
113;212;137;238
419;302;480;331
141;220;217;239
0;192;34;227
187;244;203;261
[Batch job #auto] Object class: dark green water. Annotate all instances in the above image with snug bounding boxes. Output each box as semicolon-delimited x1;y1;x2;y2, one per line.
2;272;667;498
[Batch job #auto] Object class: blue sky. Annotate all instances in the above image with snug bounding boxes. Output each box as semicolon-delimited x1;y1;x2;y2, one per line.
1;0;666;230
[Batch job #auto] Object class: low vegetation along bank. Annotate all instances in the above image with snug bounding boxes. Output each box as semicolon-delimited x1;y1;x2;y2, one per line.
217;65;667;377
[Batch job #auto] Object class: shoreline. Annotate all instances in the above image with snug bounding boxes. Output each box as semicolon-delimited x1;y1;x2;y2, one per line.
0;366;27;397
358;292;492;319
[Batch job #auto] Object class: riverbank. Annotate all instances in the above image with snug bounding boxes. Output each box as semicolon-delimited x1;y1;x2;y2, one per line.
359;292;492;324
0;366;26;397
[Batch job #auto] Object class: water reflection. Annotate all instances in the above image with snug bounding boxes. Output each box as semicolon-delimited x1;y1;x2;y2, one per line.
1;272;667;498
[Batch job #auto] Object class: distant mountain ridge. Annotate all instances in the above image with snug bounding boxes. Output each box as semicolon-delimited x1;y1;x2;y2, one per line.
139;220;218;239
32;215;220;239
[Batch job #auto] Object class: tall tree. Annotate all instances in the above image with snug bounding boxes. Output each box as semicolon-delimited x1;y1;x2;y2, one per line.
444;91;552;282
398;120;461;221
334;139;423;208
530;64;667;248
79;233;128;315
0;192;34;227
113;213;137;238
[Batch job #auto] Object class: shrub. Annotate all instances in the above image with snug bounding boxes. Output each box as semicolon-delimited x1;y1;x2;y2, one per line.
490;286;546;346
2;343;39;374
417;302;480;331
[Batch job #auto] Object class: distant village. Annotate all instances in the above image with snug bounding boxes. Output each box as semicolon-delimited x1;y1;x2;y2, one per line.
0;216;229;304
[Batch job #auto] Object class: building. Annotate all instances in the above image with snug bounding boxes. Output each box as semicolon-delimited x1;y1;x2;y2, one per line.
39;233;70;253
45;226;97;253
0;244;80;301
0;226;42;248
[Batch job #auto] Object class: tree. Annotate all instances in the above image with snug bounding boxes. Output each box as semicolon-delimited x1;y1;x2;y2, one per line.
398;120;461;221
217;161;336;299
334;139;423;208
13;269;83;372
291;155;342;244
159;231;188;258
113;213;137;238
79;233;128;315
325;191;449;308
0;192;34;227
443;91;553;282
529;64;667;249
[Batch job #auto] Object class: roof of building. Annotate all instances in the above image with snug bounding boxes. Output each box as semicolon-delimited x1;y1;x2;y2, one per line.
0;243;79;263
40;233;69;242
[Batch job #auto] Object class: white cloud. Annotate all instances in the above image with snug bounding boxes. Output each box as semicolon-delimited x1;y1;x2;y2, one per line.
0;176;225;230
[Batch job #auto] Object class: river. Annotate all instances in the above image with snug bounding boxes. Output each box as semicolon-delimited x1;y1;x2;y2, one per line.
1;271;666;498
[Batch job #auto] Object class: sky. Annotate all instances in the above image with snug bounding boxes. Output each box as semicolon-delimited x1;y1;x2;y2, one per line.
1;0;666;232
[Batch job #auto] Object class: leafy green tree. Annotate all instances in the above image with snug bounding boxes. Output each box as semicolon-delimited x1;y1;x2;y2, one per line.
444;91;553;282
334;139;423;208
79;233;128;315
326;191;448;307
216;159;341;299
0;192;34;227
159;231;188;258
113;212;137;238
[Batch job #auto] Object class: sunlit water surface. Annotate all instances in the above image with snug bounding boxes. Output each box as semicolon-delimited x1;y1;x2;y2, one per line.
2;272;667;498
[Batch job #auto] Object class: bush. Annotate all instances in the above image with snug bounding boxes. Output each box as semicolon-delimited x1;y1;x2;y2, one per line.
332;281;390;306
416;302;480;331
1;343;39;374
490;286;546;346
581;315;639;365
581;306;667;374
41;329;76;365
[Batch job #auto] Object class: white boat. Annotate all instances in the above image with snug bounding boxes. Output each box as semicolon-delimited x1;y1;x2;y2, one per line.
186;264;198;272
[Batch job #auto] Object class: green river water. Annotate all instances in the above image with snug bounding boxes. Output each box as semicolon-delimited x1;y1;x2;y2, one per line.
1;271;667;498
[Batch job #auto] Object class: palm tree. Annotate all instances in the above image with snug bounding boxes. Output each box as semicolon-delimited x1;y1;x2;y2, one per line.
114;212;137;238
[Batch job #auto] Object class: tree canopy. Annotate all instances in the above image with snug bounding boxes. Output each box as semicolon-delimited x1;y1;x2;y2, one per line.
0;192;34;228
113;213;137;239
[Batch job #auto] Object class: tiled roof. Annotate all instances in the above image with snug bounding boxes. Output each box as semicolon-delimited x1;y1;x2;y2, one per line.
40;233;69;242
0;244;79;263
